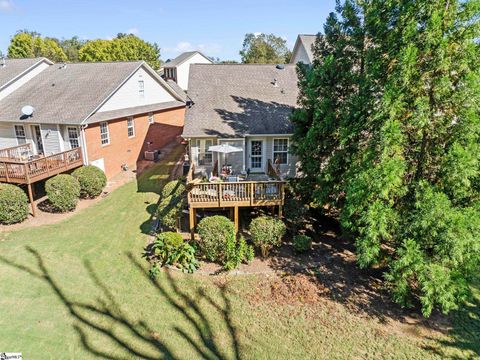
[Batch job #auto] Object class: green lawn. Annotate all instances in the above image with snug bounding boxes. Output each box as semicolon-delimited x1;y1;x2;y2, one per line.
0;145;478;359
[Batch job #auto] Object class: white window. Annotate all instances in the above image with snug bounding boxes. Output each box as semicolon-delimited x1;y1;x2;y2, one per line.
273;138;289;165
68;127;79;148
127;117;135;138
100;122;110;145
197;139;213;166
138;80;145;97
148;112;154;124
14;125;26;144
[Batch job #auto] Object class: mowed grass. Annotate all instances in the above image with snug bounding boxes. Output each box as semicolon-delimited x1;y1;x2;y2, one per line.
0;145;478;359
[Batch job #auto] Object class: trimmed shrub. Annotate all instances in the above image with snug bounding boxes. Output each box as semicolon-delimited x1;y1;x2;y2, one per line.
72;165;107;198
45;174;81;212
0;183;29;224
161;180;186;200
156;195;183;230
197;215;235;263
146;232;198;274
250;216;286;257
293;234;312;253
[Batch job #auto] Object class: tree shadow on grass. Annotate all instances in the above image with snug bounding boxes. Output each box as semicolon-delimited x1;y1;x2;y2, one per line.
422;286;480;359
0;248;242;360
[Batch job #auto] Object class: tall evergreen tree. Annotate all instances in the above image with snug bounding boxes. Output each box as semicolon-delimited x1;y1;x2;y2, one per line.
292;0;480;316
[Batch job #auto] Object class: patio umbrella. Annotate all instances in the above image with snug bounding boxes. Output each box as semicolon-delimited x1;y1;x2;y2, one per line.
208;144;243;171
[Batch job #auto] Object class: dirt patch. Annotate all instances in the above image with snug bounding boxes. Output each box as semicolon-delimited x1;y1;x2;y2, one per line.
247;273;329;306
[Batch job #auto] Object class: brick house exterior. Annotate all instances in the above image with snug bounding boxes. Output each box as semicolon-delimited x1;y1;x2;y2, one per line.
84;106;185;178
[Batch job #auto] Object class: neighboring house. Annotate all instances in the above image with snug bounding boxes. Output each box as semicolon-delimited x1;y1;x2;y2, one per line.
0;57;53;101
0;60;185;180
183;64;299;179
290;34;317;64
162;51;213;90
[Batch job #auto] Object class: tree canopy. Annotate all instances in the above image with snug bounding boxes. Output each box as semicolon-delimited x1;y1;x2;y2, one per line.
79;34;161;69
7;31;161;69
8;31;67;62
291;0;480;317
240;33;291;64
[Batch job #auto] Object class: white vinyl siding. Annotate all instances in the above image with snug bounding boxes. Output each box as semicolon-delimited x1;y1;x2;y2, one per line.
127;117;135;138
96;67;177;113
14;125;26;144
40;124;61;154
138;79;145;97
100;122;110;145
174;53;213;90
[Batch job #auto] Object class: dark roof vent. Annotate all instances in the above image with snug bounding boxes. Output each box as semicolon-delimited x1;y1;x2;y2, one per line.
276;64;285;70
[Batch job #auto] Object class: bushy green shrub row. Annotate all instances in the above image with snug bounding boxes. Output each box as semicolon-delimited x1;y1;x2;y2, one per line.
197;215;254;270
0;183;29;224
72;165;107;198
249;216;286;258
161;180;186;200
45;174;81;212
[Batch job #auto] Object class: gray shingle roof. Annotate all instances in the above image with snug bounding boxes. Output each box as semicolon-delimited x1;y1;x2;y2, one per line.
183;64;299;138
86;100;185;124
0;61;144;125
166;80;188;102
0;58;50;90
163;51;211;68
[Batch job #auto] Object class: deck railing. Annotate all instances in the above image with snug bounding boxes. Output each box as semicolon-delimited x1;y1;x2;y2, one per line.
188;180;285;208
0;143;33;161
0;147;83;184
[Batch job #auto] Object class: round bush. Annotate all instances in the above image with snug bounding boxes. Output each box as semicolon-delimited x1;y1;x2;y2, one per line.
161;180;186;200
250;216;286;257
197;215;235;263
0;183;29;224
293;234;312;253
72;165;107;198
45;174;81;212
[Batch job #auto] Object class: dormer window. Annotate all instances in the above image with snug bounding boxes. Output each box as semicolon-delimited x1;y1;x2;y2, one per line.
138;80;145;97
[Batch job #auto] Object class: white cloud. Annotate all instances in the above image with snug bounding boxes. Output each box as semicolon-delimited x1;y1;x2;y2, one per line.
253;32;262;37
0;0;14;12
126;27;139;36
166;41;221;55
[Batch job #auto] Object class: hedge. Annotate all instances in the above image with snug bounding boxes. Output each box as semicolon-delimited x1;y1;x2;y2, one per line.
0;183;29;224
45;174;81;212
72;165;107;198
197;215;235;263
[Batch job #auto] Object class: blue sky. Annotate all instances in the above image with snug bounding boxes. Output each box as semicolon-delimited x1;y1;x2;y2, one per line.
0;0;336;61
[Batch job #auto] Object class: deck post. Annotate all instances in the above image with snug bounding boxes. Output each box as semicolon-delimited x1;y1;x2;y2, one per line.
27;183;36;217
189;207;195;240
234;206;239;234
278;205;283;219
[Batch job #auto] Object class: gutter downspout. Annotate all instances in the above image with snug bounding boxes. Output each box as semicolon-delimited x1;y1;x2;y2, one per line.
80;124;89;165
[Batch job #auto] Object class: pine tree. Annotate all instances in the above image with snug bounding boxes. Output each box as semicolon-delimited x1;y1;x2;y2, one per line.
292;0;480;316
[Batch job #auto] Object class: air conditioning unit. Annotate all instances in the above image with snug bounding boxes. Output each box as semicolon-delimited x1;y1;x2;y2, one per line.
144;150;159;161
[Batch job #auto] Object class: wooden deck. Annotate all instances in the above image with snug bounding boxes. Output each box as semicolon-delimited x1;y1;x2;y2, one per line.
186;163;285;238
0;144;83;185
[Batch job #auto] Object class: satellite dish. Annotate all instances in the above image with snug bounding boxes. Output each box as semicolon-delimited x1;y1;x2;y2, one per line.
21;105;34;117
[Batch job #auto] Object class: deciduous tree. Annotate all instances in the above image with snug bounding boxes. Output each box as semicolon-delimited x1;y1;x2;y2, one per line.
240;33;290;64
